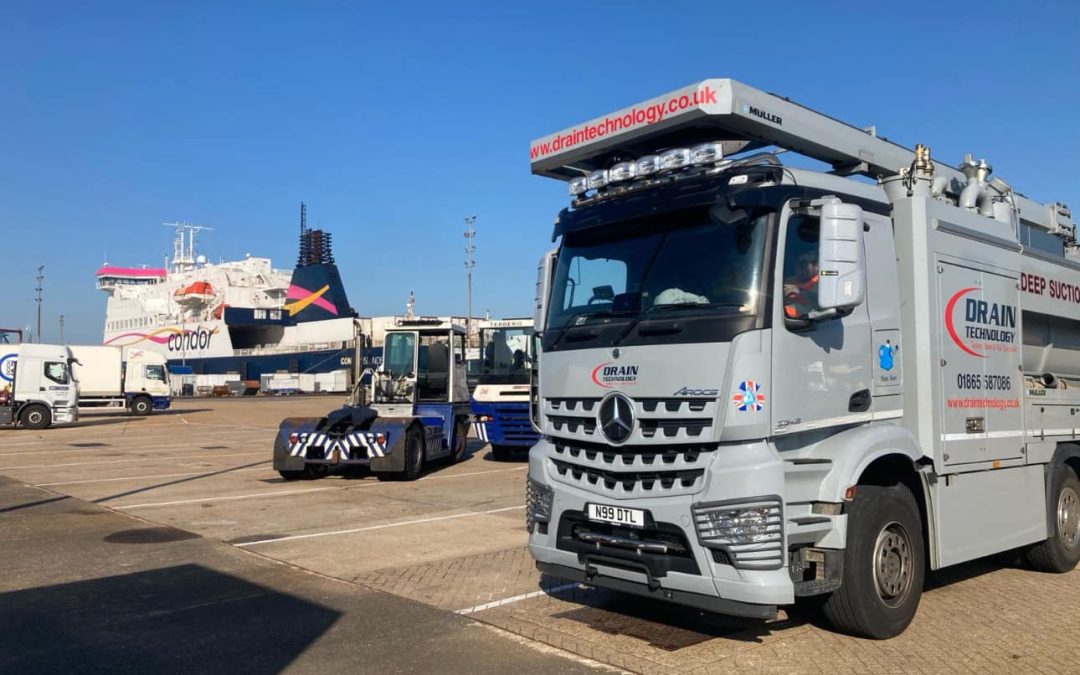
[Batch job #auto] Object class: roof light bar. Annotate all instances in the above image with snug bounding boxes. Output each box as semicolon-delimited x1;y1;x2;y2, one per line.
587;169;609;190
659;148;691;171
607;161;637;183
569;176;588;196
691;142;724;165
636;155;660;176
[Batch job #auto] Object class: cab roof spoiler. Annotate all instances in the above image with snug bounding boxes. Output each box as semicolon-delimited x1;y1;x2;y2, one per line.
529;78;1069;235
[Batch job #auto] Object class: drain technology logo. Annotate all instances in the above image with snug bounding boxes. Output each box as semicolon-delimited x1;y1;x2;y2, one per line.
591;362;639;388
944;287;1016;358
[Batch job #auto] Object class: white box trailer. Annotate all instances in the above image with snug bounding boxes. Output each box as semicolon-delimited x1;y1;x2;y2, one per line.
69;345;171;415
0;343;79;428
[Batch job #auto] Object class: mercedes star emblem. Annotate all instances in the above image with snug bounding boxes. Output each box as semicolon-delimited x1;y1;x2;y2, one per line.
598;392;635;444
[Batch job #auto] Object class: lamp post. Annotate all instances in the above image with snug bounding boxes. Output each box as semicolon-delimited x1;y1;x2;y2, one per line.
464;216;476;342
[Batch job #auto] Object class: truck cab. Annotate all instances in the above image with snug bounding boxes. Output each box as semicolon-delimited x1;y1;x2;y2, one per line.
470;318;540;460
0;343;79;429
273;319;473;480
525;78;1080;639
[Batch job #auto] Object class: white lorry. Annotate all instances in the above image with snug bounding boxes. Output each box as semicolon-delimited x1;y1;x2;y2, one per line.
525;78;1079;638
0;343;79;429
69;345;170;415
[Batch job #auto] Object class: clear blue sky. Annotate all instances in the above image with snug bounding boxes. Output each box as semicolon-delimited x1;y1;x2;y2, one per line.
2;1;1077;344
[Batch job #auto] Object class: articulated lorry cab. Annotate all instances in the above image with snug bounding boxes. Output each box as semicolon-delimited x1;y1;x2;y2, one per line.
525;78;1080;638
274;319;472;480
0;343;79;429
70;345;170;415
471;318;540;459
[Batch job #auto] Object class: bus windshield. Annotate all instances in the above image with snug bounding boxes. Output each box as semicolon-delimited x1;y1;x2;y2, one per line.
479;326;533;385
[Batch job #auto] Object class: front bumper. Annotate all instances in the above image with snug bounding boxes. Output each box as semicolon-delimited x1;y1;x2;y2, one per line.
527;437;795;612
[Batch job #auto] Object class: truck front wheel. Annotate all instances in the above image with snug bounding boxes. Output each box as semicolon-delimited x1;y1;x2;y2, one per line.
822;483;925;639
1022;467;1080;573
130;396;152;416
20;404;52;430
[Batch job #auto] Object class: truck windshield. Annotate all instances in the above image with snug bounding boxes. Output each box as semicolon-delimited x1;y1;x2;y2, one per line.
544;207;769;350
146;365;167;381
384;332;416;378
479;327;533;385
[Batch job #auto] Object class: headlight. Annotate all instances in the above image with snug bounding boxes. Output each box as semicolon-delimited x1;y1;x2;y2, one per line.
693;499;782;546
526;477;554;532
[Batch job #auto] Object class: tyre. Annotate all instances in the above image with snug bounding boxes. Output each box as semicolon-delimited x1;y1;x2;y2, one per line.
822;483;925;639
448;419;467;464
20;404;51;430
1022;467;1080;573
278;464;329;481
377;425;424;481
130;396;152;416
491;444;513;461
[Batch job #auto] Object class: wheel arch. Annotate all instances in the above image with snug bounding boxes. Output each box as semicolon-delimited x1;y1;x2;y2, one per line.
809;424;936;569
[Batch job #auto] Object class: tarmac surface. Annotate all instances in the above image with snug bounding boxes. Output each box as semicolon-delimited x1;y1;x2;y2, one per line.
3;397;1080;674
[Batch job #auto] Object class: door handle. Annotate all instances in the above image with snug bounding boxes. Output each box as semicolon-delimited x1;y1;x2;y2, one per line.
40;387;46;391
848;389;871;413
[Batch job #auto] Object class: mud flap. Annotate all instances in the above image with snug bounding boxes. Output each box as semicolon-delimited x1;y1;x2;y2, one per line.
368;419;414;473
273;417;321;472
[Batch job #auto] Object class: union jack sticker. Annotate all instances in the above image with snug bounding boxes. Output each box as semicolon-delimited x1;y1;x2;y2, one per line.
732;380;765;412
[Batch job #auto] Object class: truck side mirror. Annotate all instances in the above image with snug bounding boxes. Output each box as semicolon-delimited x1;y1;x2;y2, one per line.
533;249;557;335
816;198;865;313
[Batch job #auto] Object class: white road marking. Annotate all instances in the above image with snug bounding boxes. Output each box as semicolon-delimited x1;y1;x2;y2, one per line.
33;465;274;487
455;583;580;615
0;451;266;471
104;466;526;509
235;505;524;547
112;487;340;509
0;438;255;457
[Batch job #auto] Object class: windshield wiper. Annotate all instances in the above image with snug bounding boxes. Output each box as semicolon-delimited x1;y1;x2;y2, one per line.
614;303;745;344
547;310;627;350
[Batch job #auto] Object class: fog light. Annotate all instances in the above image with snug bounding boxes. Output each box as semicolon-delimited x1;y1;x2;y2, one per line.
526;477;554;532
288;432;299;445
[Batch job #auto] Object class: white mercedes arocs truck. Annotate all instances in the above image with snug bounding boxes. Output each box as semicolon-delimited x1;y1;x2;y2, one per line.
0;343;79;429
525;79;1079;638
69;345;170;415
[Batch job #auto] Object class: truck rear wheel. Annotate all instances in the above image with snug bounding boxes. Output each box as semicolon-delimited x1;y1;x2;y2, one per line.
376;425;424;482
448;419;467;464
130;396;152;416
1022;467;1080;573
822;484;925;639
20;404;51;430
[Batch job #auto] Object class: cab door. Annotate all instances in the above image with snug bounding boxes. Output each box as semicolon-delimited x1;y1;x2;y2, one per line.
771;204;872;433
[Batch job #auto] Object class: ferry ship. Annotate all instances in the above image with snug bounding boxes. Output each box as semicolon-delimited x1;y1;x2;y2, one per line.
99;209;370;379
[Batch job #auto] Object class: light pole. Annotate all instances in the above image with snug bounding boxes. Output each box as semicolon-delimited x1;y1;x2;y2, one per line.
464;216;476;342
59;315;64;344
35;266;44;343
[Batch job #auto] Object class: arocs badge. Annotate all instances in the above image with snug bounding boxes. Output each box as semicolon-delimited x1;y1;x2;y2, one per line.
732;380;765;412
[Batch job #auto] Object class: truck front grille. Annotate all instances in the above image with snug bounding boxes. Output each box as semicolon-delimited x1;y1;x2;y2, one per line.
548;438;714;497
544;396;719;445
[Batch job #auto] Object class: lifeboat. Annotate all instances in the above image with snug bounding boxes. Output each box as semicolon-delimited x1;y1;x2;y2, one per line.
174;280;216;306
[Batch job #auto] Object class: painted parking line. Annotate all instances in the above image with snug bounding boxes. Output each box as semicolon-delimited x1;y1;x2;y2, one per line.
33;465;274;487
0;439;250;458
0;451;266;471
111;486;340;509
235;505;525;547
455;583;581;615
105;466;526;509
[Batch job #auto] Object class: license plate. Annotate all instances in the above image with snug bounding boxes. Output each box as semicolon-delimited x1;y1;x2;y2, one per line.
587;503;645;528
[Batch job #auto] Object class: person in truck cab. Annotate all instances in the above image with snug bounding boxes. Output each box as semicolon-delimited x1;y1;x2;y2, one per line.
784;249;820;318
